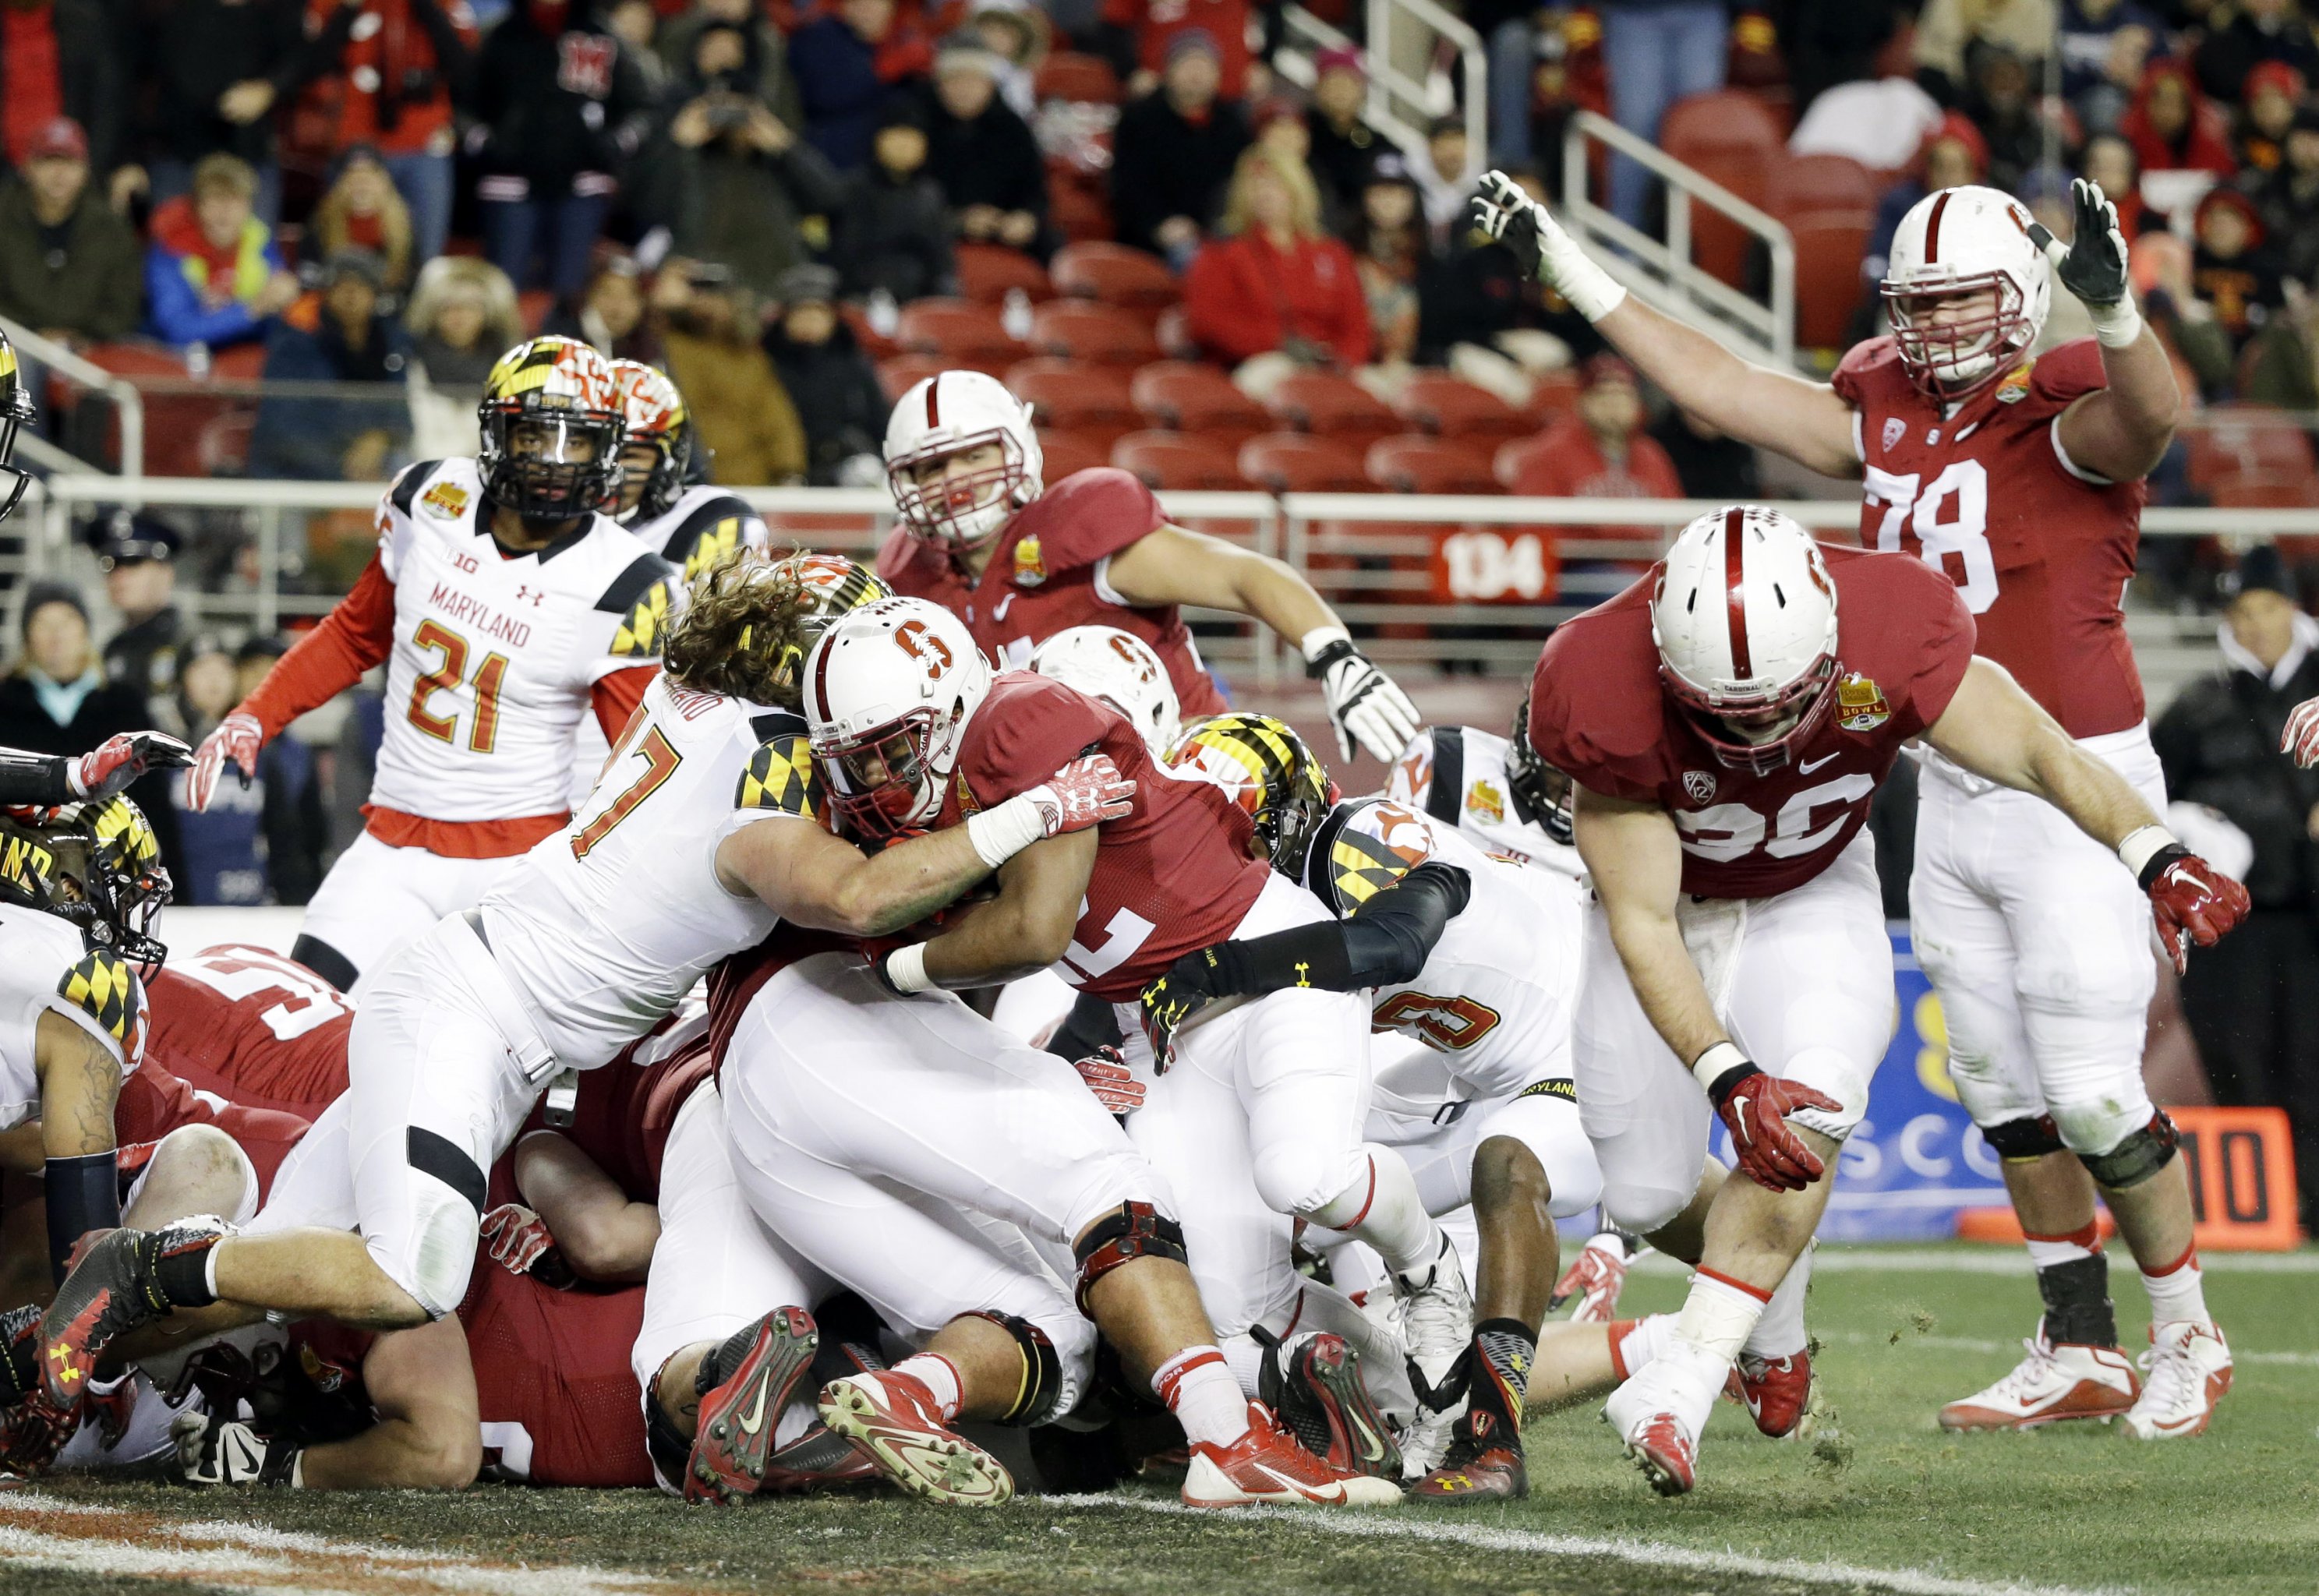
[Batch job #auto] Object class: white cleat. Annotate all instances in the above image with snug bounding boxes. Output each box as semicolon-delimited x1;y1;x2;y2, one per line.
1391;1232;1473;1477
2123;1320;2232;1440
1602;1337;1725;1498
1937;1320;2139;1431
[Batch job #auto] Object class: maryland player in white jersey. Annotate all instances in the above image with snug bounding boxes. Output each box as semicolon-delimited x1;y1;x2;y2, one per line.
182;337;673;996
36;554;1139;1469
1386;696;1579;880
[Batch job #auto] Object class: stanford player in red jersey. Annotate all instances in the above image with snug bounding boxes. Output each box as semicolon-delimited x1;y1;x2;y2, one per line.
1525;507;2243;1495
145;947;352;1119
1472;170;2244;1439
875;369;1421;769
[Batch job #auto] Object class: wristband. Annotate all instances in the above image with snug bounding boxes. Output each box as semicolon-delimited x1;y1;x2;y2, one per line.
880;942;934;994
1690;1041;1758;1104
1546;238;1628;323
967;794;1047;869
2117;824;2179;883
2086;293;2145;350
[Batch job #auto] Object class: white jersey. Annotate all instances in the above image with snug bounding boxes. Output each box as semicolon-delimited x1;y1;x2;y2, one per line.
0;902;144;1128
479;672;822;1069
1305;797;1580;1107
1386;726;1582;879
372;457;674;825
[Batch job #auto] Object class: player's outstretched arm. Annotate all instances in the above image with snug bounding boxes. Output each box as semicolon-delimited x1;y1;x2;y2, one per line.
1468;171;1859;480
1106;525;1421;762
34;1009;122;1281
298;1315;481;1490
1925;657;2248;968
2037;179;2179;484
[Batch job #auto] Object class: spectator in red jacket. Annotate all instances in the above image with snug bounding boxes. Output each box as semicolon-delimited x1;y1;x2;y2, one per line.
1504;352;1681;549
2119;55;2238;181
1184;144;1373;383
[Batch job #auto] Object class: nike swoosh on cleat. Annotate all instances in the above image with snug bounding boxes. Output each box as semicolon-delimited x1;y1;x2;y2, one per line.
736;1374;773;1437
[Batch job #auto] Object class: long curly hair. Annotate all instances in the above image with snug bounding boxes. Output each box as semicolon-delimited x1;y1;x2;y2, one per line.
661;551;814;708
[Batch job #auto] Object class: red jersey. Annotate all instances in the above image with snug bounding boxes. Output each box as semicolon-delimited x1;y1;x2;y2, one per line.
939;673;1267;1000
1834;337;2145;739
114;1058;312;1202
144;947;352;1119
876;468;1226;719
527;1016;717;1202
1529;546;1974;899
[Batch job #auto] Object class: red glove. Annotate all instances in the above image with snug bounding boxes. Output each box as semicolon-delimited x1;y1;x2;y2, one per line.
1712;1065;1843;1193
2283;697;2319;767
70;731;193;801
184;712;263;812
2143;847;2251;973
479;1203;556;1277
1020;754;1136;837
1072;1045;1146;1115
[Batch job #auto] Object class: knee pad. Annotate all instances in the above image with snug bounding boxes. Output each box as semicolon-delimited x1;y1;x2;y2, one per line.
957;1311;1066;1426
1073;1200;1187;1317
1253;1139;1364;1221
1779;1047;1871;1143
1600;1176;1693;1238
2077;1111;2179;1191
1980;1113;2066;1162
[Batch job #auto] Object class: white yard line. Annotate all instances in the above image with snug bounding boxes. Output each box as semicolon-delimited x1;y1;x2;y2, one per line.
1633;1248;2319;1276
1045;1495;2130;1596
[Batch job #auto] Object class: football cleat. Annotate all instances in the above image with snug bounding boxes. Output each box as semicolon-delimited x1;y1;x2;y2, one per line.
760;1418;884;1495
1261;1332;1402;1481
2123;1320;2232;1440
1937;1322;2139;1431
1603;1339;1723;1499
687;1308;821;1505
1182;1402;1404;1508
1391;1232;1474;1472
1410;1411;1527;1503
1550;1232;1635;1324
819;1370;1013;1506
1619;1412;1697;1497
1727;1348;1815;1439
37;1228;168;1406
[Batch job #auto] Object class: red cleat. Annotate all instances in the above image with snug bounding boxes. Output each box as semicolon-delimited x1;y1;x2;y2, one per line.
1182;1403;1403;1507
820;1370;1013;1506
1622;1412;1697;1497
1730;1348;1815;1438
1263;1333;1401;1481
686;1308;821;1505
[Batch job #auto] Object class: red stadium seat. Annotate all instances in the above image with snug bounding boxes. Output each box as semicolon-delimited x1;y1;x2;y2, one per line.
2207;471;2319;509
876;355;950;404
210;343;268;382
1366;435;1501;495
840;302;900;361
1006;359;1140;447
956;243;1052;305
1765;155;1879;350
1391;373;1530;441
1037;429;1112;482
1112;429;1247;489
1522;369;1582;426
1035;51;1123;105
1237;432;1370;493
895;298;1023;369
1494;434;1558;494
1050;181;1115;244
1029;301;1161;365
2186;406;2317;489
1660;90;1785;287
1265;372;1402;451
1130;361;1271;445
1051;242;1178;315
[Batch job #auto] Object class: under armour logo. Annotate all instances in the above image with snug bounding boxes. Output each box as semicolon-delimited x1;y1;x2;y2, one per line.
1294;962;1310;987
514;584;546;608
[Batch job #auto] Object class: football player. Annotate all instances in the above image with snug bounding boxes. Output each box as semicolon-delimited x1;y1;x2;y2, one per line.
1141;714;1598;1499
179;337;673;995
1473;171;2233;1441
876;370;1422;765
605;360;772;580
1528;506;2245;1494
35;556;1131;1424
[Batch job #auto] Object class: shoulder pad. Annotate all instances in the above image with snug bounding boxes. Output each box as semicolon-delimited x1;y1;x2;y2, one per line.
664;495;762;580
58;948;144;1059
1320;798;1437;913
736;719;825;820
388;460;444;519
2025;337;2109;406
1829;337;1903;406
603;553;677;660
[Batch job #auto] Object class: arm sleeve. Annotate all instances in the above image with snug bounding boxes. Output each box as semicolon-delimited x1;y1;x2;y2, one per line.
591;666;657;743
44;1153;118;1283
0;747;74;805
1205;862;1472;996
236;553;399;739
1043;990;1125;1060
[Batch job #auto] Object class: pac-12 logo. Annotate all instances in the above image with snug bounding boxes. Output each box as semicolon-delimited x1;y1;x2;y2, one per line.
1682;769;1717;803
894;618;956;677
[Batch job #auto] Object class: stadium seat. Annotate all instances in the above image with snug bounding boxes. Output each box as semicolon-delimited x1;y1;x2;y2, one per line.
1051;242;1178;315
1265;372;1402;451
2187;406;2318;489
211;343;268;382
1050;182;1116;244
1037;429;1112;482
1522;369;1582;426
1237;432;1370;493
1366;435;1501;495
956;243;1052;305
1660;90;1785;288
1154;304;1197;359
840;302;900;361
2206;471;2319;509
876;354;950;404
1391;373;1529;441
1112;429;1247;489
896;298;1023;369
1034;51;1122;105
1764;155;1879;349
1029;301;1161;365
1006;359;1140;447
1494;433;1558;495
1130;361;1271;445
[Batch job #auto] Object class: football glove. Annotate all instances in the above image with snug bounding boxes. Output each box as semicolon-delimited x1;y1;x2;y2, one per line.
171;1411;300;1488
1304;630;1422;764
69;730;193;801
1466;170;1628;321
2140;846;2250;973
185;711;263;812
479;1202;572;1287
1020;753;1137;836
1071;1045;1146;1115
1709;1062;1843;1193
1137;947;1228;1065
2025;178;2140;346
2282;695;2319;767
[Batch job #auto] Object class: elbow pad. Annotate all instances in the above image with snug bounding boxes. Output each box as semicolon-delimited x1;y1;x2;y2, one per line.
44;1152;120;1284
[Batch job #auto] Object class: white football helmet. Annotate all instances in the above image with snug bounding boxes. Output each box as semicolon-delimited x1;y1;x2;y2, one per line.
802;596;993;837
1650;505;1840;775
1029;626;1182;754
885;369;1045;551
1879;185;2050;398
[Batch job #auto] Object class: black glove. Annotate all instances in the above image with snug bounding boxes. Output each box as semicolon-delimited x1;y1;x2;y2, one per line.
2026;178;2130;307
1137;948;1228;1065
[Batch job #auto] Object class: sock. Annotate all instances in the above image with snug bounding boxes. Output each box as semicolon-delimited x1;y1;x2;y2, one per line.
2140;1241;2210;1328
1154;1345;1252;1448
1741;1247;1811;1361
1221;1334;1267;1400
1674;1268;1770;1365
1609;1314;1674;1382
890;1354;963;1421
154;1231;222;1311
1310;1149;1440;1279
2026;1223;2116;1346
1466;1318;1536;1438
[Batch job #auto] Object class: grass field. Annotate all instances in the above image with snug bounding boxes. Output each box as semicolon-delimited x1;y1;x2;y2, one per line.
2;1245;2314;1596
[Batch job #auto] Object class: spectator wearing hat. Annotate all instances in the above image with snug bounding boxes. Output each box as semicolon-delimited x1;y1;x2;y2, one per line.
142;151;300;350
653;260;808;486
2194;0;2319;106
655;0;803;125
2252;108;2319;288
1412;114;1476;242
403;254;522;459
2236;61;2306;175
1863;113;1988;290
247;248;412;482
1596;0;1728;226
2191;187;2283;352
1099;0;1253;99
1111;30;1249;266
924;42;1054;261
763;263;887;485
790;0;935;173
0;118;140;351
2119;56;2238;182
97;514;189;731
1183;144;1371;382
1508;353;1682;553
1305;46;1381;225
833;101;957;301
309;145;415;292
0;583;182;868
2155;545;2319;1228
130;0;307;221
967;0;1046;118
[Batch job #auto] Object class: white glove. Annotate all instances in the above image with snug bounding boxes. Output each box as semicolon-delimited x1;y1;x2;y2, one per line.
1467;169;1628;322
1303;627;1422;764
479;1202;556;1276
2283;696;2319;767
172;1411;299;1488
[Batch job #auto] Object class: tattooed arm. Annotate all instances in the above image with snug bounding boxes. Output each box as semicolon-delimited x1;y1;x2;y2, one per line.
35;1010;123;1279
